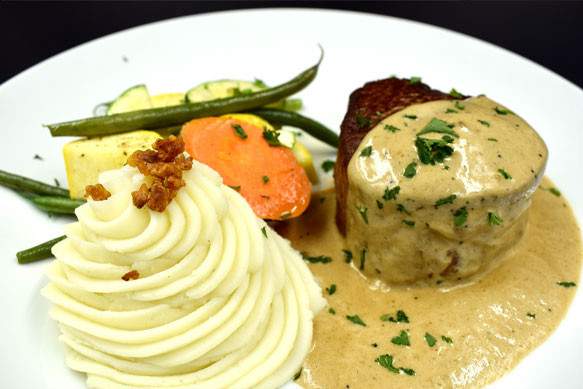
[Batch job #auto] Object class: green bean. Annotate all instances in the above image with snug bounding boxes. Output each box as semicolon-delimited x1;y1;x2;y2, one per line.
250;108;339;148
16;235;66;264
30;196;85;215
47;54;323;137
0;169;70;197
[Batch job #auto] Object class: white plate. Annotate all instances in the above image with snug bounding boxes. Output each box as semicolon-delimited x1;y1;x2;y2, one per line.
0;8;581;389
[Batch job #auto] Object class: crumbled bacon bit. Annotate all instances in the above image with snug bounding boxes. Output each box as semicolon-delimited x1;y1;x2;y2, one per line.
84;183;111;201
122;270;140;281
127;135;192;212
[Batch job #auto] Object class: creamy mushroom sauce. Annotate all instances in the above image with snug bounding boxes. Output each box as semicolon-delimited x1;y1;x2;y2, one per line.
281;186;580;388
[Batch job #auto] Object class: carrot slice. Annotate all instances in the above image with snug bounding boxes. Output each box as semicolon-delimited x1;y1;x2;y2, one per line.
181;116;311;220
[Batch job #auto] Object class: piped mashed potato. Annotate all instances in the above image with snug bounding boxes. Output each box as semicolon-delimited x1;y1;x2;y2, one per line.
42;161;325;388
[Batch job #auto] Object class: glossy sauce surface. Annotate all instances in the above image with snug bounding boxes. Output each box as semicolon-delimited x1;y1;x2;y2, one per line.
281;183;580;388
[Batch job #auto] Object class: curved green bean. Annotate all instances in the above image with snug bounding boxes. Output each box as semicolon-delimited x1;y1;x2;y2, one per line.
16;235;66;264
0;169;70;197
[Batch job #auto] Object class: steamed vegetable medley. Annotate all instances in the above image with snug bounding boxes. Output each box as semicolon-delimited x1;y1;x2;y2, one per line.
0;56;339;263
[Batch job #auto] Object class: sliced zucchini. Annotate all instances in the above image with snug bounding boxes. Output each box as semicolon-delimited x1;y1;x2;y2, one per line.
151;93;184;108
107;84;152;115
186;80;263;103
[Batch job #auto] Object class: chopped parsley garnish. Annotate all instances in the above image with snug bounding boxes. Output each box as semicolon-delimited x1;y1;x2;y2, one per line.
229;185;241;191
360;145;373;157
383;185;401;201
342;249;353;263
262;128;282;146
359;248;367;270
454;101;465;110
261;226;268;238
232;87;253;96
441;335;453;344
375;354;416;376
445;108;457;114
380;310;409;323
435;194;457;207
453;207;468;227
548;187;561;197
301;253;332;264
409;76;422;85
488;212;503;226
494;106;513;115
346;314;366;326
487;137;498;142
262;175;269;184
415;136;454;165
397;204;411;215
326;284;337;295
232;123;248;139
384;124;401;133
253;78;267;88
376;200;384;209
402;220;415;227
449;88;464;98
424;332;437;347
356;113;372;129
403;114;418;120
391;330;411;346
403;162;417;178
356;205;369;224
321;160;335;173
498;168;512;180
557;281;577;288
478;119;490;127
328;307;336;315
527;312;536;319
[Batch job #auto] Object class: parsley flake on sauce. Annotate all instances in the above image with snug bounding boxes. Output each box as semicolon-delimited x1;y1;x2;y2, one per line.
375;354;416;376
376;200;384;210
424;332;437;347
557;281;577;288
445;108;458;114
261;226;268;238
380;310;409;323
402;220;415;227
360;145;373;157
397;203;411;215
356;113;372;129
495;106;513;115
328;307;336;315
342;249;353;263
435;194;457;207
449;88;464;98
356;205;369;224
383;185;401;201
498;168;512;180
478;119;490;127
326;284;337;295
441;335;454;344
321;160;335;173
548;187;561;197
487;138;498;142
527;313;536;319
262;175;270;184
301;253;332;264
403;162;417;178
359;248;367;270
415;137;454;165
391;330;411;346
253;78;267;88
403;114;418;120
409;76;422;85
488;212;503;226
346;314;366;326
384;124;401;133
417;118;459;138
453;207;468;227
455;101;465;110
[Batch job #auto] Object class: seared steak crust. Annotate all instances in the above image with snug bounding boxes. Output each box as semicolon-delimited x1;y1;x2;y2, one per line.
334;78;455;234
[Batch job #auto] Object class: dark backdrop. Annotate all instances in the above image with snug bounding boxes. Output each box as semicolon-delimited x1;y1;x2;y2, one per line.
1;1;583;87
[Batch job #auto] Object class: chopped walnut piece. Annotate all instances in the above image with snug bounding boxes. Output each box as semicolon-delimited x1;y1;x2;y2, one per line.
127;135;192;212
84;183;111;201
122;270;140;281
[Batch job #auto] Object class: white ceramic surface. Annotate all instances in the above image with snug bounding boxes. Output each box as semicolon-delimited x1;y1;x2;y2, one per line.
0;8;581;389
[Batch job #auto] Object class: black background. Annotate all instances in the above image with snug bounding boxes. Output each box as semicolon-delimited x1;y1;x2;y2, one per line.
1;1;583;87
